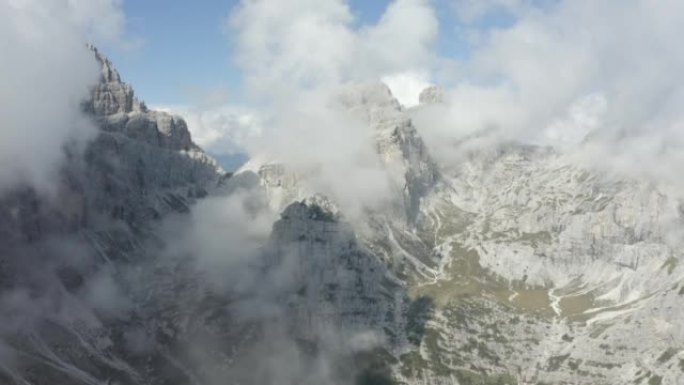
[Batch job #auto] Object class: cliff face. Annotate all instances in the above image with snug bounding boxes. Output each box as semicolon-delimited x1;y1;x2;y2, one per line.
0;48;222;385
2;47;684;385
338;83;440;224
1;47;220;245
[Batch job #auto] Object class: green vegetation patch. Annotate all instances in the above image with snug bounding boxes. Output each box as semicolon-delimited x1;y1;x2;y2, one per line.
559;293;595;320
410;241;555;317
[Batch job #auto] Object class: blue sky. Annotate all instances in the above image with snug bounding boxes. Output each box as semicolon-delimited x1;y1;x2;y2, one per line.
107;0;242;106
105;0;510;106
108;0;404;105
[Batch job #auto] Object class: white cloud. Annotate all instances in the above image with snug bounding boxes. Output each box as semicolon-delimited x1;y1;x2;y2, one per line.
155;104;262;157
382;71;432;107
451;0;530;23
228;0;357;96
0;2;98;193
225;0;439;213
66;0;126;43
413;0;684;187
228;0;437;94
0;0;132;193
358;0;438;77
542;93;607;148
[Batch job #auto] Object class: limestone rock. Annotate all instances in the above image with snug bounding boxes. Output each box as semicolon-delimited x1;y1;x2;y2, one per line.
418;85;444;105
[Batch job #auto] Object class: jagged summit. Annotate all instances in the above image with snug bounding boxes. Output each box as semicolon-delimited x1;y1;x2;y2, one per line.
0;47;225;385
88;45;146;115
87;46;216;158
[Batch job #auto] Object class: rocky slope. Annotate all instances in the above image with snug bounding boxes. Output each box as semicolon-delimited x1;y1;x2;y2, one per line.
398;144;684;384
0;47;222;385
238;86;684;384
1;48;684;385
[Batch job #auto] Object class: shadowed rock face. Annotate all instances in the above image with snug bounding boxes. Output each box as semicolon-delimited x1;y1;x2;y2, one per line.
1;47;220;243
268;201;408;338
0;48;222;385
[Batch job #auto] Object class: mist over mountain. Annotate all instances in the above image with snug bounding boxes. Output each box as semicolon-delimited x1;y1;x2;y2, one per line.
2;1;684;385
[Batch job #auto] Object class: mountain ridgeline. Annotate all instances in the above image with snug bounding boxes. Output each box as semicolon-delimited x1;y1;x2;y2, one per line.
0;49;683;385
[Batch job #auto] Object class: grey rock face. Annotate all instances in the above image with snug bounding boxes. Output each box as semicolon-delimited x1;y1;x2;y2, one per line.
391;146;684;385
351;84;440;224
273;83;441;224
100;110;196;152
268;200;407;337
418;85;444;105
0;48;222;385
88;46;145;115
88;46;199;154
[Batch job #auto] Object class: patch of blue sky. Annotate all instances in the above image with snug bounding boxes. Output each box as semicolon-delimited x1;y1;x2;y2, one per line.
104;0;560;105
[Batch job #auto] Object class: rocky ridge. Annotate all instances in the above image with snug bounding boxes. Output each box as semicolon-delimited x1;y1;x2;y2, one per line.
240;86;684;384
0;47;222;385
1;47;683;385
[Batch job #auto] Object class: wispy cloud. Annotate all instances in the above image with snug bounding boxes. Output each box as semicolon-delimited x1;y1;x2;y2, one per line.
0;0;137;194
220;0;439;215
155;104;261;157
413;0;684;188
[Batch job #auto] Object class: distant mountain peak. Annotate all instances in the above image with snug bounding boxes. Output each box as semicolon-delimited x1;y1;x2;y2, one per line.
418;85;444;105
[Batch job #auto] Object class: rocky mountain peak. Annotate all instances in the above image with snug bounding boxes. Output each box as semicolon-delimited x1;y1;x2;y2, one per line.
89;45;121;83
86;47;214;157
88;45;146;116
340;83;440;224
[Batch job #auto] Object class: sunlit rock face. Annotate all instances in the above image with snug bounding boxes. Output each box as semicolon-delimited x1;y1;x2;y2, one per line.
339;83;440;224
242;84;684;385
89;46;141;116
400;144;684;385
2;49;684;385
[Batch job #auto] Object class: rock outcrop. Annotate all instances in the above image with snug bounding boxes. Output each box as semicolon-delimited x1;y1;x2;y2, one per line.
0;48;222;385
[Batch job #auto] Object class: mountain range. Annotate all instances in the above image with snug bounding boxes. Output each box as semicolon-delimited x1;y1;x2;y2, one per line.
0;48;682;385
